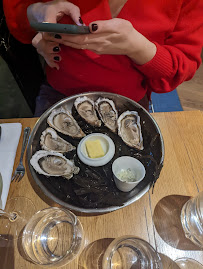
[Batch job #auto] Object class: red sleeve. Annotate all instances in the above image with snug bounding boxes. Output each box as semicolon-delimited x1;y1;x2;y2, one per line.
133;0;203;93
3;0;40;44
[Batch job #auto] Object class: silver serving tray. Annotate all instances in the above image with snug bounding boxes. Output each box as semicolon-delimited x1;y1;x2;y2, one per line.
27;92;164;213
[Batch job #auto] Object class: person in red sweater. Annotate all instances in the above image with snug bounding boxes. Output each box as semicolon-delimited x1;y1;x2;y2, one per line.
3;0;203;115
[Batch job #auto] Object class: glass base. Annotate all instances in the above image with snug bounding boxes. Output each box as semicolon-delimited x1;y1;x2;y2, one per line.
0;197;36;241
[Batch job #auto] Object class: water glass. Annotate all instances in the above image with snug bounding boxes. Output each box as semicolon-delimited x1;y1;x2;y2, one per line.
181;191;203;248
22;207;84;267
174;258;203;269
102;236;163;269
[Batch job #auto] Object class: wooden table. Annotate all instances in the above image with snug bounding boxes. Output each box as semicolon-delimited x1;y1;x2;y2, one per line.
0;111;203;268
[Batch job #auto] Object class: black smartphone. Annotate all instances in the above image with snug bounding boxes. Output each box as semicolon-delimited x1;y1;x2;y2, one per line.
0;234;14;269
30;22;90;34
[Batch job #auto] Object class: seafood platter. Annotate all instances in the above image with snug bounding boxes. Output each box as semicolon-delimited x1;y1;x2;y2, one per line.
27;92;164;213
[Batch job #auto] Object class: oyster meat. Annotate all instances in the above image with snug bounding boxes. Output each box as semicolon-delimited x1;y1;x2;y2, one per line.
30;150;80;179
40;127;75;153
47;106;85;138
118;111;143;150
95;98;118;132
74;96;101;127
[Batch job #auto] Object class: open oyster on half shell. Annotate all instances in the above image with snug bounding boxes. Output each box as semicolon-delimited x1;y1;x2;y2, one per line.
30;150;80;179
40;128;75;153
118;111;144;150
74;96;101;127
47;106;85;138
95;97;118;132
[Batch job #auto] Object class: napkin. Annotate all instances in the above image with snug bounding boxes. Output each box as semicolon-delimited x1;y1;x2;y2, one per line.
0;123;22;209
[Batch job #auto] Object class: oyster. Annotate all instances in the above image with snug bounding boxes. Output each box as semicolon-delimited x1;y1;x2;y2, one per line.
30;150;79;179
40;127;75;153
74;96;101;127
95;98;118;132
47;107;85;138
118;111;143;150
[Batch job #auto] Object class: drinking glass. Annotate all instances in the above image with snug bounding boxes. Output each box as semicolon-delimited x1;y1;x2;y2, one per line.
174;258;203;269
181;191;203;248
0;196;36;241
102;236;163;269
22;207;84;267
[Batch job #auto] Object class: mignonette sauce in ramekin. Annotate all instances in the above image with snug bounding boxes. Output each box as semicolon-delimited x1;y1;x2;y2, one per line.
112;156;146;192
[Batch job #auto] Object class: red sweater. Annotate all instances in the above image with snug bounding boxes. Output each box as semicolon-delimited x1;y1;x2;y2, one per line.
3;0;203;101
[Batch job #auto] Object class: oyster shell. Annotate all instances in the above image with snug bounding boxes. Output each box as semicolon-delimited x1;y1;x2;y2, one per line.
40;127;75;153
95;98;118;132
74;96;101;127
30;150;79;179
118;111;143;150
47;107;85;138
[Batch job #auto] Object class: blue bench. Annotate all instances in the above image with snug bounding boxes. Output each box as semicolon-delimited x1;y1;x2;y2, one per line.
150;90;183;112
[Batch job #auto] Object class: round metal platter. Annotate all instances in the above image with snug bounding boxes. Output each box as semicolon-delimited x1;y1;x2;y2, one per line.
27;92;164;213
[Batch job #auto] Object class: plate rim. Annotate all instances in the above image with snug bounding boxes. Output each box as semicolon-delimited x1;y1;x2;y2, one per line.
27;91;165;213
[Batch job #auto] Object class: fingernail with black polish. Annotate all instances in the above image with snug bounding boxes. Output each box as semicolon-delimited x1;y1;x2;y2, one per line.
91;24;98;32
79;17;83;25
55;34;61;39
53;46;60;52
54;56;60;61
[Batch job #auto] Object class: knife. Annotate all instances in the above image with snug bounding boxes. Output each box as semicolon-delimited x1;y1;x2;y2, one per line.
0;127;2;207
0;172;2;208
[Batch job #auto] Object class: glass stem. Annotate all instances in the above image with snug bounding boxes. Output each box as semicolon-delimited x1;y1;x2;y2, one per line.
0;209;16;220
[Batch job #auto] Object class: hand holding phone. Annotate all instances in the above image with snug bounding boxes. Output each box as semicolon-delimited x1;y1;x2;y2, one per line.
30;22;90;35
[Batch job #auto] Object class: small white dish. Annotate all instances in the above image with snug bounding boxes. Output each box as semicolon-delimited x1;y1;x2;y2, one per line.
112;156;146;192
77;133;115;167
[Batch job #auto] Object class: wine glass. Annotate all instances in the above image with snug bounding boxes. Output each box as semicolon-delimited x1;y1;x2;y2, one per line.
0;196;36;241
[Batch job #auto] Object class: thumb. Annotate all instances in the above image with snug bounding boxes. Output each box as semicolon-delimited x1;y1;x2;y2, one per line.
45;2;82;25
58;2;83;25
